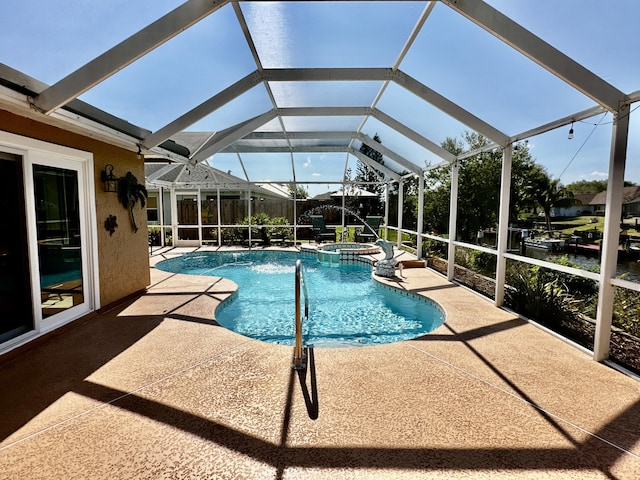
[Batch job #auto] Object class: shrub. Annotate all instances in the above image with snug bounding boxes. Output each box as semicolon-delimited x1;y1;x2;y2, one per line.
423;238;447;258
269;216;293;242
249;213;271;244
505;262;581;328
454;247;496;277
469;250;496;276
613;276;640;337
148;227;161;246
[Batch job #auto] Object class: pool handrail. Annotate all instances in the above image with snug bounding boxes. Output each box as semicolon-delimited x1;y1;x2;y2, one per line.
293;259;309;370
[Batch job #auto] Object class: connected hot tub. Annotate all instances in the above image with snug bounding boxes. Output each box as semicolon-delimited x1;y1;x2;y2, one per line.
301;242;380;266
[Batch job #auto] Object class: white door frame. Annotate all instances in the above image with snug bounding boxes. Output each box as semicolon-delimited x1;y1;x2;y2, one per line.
0;131;99;351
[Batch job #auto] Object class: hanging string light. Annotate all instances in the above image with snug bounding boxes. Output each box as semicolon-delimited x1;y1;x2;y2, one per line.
568;120;574;140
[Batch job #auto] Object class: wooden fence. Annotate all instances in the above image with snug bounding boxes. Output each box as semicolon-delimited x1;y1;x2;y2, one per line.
177;198;346;225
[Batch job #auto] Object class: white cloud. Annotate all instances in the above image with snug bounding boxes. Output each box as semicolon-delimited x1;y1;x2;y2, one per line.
589;171;608;178
312;172;321;177
304;157;312;168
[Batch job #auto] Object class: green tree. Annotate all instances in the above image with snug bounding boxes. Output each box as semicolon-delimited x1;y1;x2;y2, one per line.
421;133;536;243
388;173;419;230
427;133;501;242
288;182;308;199
356;133;385;197
523;169;576;234
565;179;636;194
565;179;608;194
354;133;385;215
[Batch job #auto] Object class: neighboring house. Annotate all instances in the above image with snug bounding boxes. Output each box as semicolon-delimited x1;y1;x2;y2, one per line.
254;183;292;199
589;186;640;216
311;191;336;201
552;193;596;217
145;159;285;199
145;159;295;247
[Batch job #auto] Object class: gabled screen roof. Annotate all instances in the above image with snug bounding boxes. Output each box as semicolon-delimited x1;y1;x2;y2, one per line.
2;0;639;197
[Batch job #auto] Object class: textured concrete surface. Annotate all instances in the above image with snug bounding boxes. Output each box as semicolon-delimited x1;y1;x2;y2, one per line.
1;246;639;479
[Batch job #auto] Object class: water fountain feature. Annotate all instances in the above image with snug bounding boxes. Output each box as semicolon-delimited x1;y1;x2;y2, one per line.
299;204;383;266
299;205;422;277
302;204;382;242
373;238;400;278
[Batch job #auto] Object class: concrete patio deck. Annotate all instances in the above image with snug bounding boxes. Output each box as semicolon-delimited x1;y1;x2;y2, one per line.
1;246;639;479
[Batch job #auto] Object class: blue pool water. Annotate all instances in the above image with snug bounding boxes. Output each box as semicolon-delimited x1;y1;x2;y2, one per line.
156;251;445;347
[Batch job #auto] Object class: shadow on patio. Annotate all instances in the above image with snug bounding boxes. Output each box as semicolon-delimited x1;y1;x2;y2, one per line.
0;264;639;479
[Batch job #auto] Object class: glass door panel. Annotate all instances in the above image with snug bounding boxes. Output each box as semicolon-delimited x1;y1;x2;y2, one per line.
176;193;200;245
33;165;84;319
177;194;198;225
0;153;33;342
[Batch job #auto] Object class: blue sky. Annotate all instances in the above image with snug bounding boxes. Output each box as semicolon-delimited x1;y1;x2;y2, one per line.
2;0;640;197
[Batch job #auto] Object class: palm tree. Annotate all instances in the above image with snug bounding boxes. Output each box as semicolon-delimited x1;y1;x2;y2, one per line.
524;170;576;234
117;171;148;233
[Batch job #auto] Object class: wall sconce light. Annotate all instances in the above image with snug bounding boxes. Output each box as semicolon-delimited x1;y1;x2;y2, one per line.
568;120;574;140
101;164;118;192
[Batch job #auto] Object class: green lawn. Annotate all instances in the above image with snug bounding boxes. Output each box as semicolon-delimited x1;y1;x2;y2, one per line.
550;215;640;237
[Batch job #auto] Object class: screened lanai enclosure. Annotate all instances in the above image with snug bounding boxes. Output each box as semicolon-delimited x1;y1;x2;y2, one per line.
3;0;640;373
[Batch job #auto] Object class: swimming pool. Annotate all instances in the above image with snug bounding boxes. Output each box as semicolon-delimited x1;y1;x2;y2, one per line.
156;250;445;347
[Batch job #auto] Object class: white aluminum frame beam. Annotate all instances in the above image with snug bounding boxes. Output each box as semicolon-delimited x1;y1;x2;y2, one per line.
240;131;359;140
192;110;277;162
234;130;418;175
392;70;510;145
191;107;368;161
142;70;263;149
594;102;631;361
202;107;455;175
510;105;608;144
494;145;512;307
348;148;402;182
223;145;348;154
262;67;394;83
276;106;371;117
128;65;507;164
232;3;299;183
355;132;421;175
219;143;401;182
447;160;459;280
417;174;425;259
264;68;508;145
457;144;500;161
33;0;230;114
397;180;404;249
213;131;411;180
372;109;456;164
351;2;437;145
440;0;627;111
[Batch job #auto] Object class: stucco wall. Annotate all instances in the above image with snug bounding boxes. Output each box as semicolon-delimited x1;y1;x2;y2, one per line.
0;110;150;308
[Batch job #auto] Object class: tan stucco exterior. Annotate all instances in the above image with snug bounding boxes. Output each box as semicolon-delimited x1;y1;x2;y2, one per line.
0;109;150;308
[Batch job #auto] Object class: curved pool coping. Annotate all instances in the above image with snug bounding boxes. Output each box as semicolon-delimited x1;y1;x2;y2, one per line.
314;242;380;255
369;273;446;330
153;248;447;346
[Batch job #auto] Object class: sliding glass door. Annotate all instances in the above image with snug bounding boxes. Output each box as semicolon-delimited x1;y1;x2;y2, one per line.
0;132;96;349
26;150;94;333
33;165;84;319
0;152;33;343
